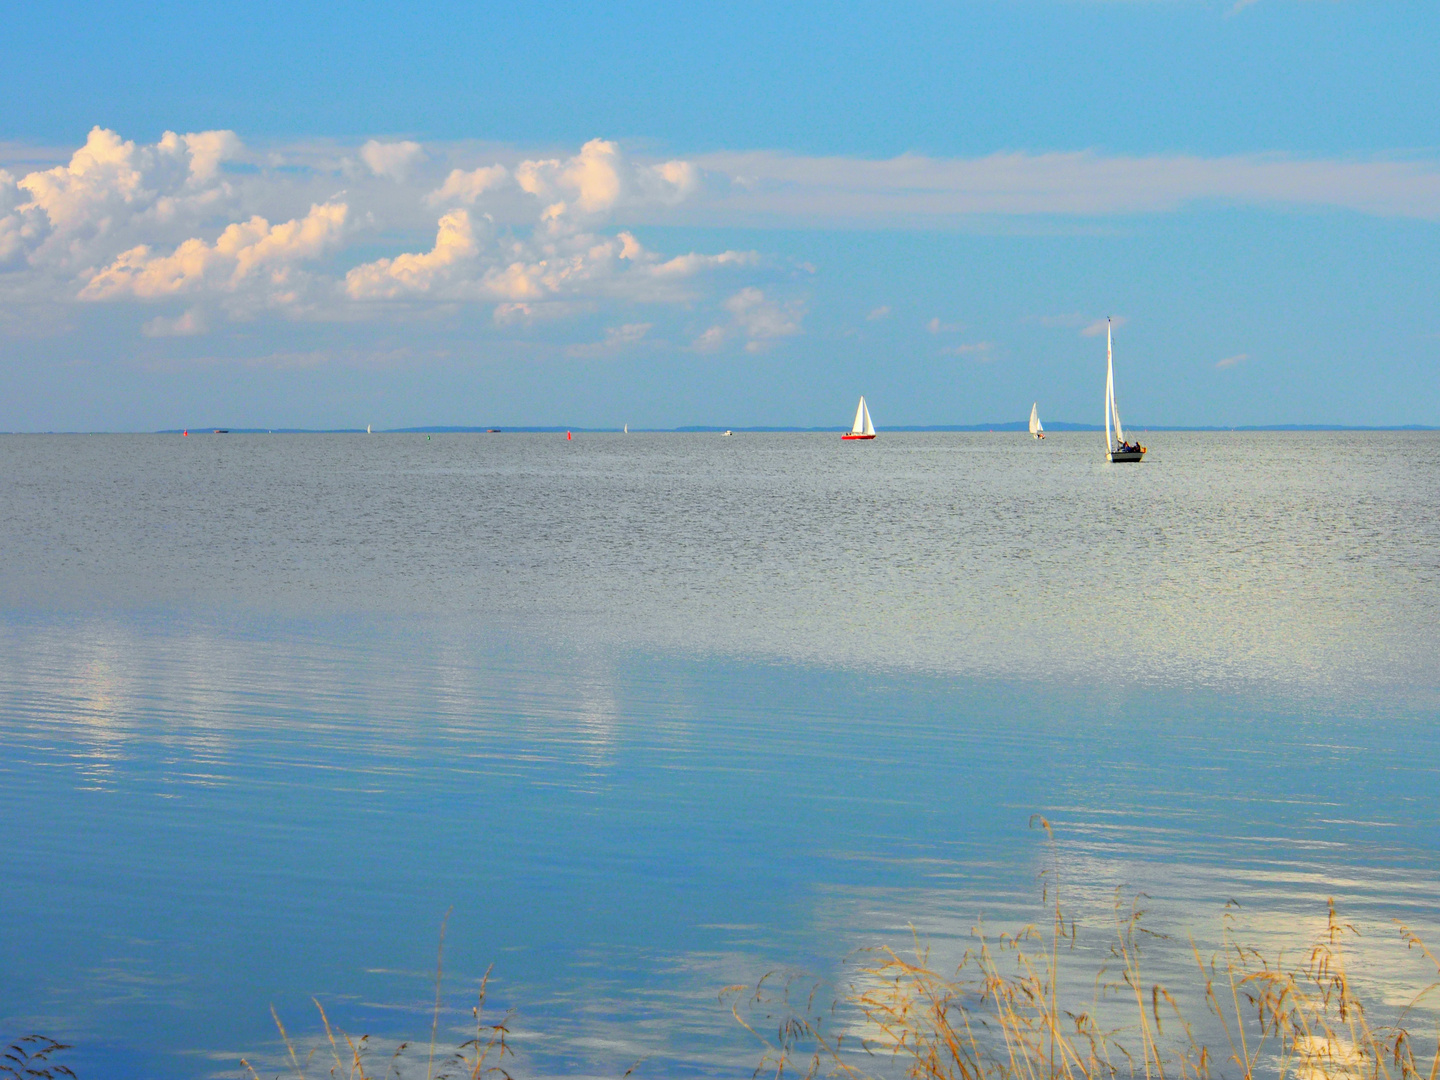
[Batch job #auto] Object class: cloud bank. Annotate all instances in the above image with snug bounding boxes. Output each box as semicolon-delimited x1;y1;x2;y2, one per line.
0;128;765;348
692;149;1440;223
5;126;1439;361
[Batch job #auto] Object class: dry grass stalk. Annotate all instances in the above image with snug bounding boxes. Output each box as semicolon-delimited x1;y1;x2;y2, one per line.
726;820;1440;1080
242;914;513;1080
0;1035;76;1080
240;826;1439;1080
242;972;512;1080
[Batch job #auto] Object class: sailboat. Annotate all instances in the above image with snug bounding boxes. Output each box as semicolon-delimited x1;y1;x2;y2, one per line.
623;423;628;434
842;396;876;440
366;424;372;434
1103;319;1145;462
1029;403;1045;440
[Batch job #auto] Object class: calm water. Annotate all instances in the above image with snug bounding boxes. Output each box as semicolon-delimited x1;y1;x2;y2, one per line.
1;432;1437;1079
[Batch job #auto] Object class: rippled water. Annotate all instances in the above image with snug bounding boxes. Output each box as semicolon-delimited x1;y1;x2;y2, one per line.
1;432;1437;1078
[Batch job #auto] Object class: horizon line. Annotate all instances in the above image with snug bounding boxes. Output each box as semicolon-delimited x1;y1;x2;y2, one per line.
3;423;1438;435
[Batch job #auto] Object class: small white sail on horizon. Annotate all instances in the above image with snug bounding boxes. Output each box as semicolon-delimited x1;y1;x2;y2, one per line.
1029;402;1044;438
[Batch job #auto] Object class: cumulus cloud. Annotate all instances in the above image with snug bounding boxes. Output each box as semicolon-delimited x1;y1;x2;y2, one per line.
426;164;510;206
142;307;207;337
724;287;804;353
0;128;752;338
175;130;243;183
1;126;245;277
636;160;699;204
82;202;348;300
344;209;478;300
360;139;423;181
514;139;699;224
345;213;751;313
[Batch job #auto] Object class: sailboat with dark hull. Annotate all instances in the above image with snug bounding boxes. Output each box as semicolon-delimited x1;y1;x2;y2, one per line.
1104;319;1145;463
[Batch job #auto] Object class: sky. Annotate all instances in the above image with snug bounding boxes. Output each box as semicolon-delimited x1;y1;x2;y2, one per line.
1;0;1437;431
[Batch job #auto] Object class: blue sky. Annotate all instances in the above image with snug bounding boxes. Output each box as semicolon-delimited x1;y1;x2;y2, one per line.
2;1;1437;430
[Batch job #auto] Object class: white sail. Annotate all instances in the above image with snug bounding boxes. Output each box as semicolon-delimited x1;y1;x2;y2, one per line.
852;396;868;435
1029;402;1042;436
1104;321;1115;458
861;398;875;436
623;423;628;434
1104;317;1132;462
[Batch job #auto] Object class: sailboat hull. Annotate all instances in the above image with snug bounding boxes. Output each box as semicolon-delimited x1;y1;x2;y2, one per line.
1107;450;1145;462
841;433;876;440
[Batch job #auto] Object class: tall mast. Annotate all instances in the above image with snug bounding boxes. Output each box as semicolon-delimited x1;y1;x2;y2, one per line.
1105;318;1114;454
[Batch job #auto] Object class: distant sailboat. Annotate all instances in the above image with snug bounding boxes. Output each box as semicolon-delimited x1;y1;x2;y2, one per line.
722;430;733;436
1104;319;1145;462
842;396;876;440
623;423;628;434
366;424;372;434
1029;402;1045;440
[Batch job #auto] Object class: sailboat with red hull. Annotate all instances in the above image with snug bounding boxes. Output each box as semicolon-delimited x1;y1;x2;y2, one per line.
842;396;876;440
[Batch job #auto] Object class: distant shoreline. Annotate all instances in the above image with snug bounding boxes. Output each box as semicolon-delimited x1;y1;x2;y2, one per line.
2;424;1436;435
153;423;1440;434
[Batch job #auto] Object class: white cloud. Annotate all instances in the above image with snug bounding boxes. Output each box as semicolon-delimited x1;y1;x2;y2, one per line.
647;249;757;277
514;139;699;226
566;322;654;358
724;287;804;353
941;341;996;361
1216;352;1249;369
344;209;751;314
176;130;242;183
426;165;510;206
142;308;207;337
82;202;348;300
0;129;745;336
360;140;423;181
690;325;727;352
344;209;478;300
1;126;246;278
491;301;585;327
516;138;623;218
637;160;699;205
867;305;891;321
927;317;962;334
690;149;1440;222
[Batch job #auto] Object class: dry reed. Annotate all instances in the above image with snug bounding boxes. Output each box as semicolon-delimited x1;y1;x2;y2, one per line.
0;1036;75;1080
246;820;1439;1080
725;818;1440;1080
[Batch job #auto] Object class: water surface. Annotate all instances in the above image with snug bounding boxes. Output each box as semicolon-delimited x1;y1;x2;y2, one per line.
1;432;1436;1078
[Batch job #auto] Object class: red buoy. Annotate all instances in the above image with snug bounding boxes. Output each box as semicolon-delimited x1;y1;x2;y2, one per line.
567;430;572;440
